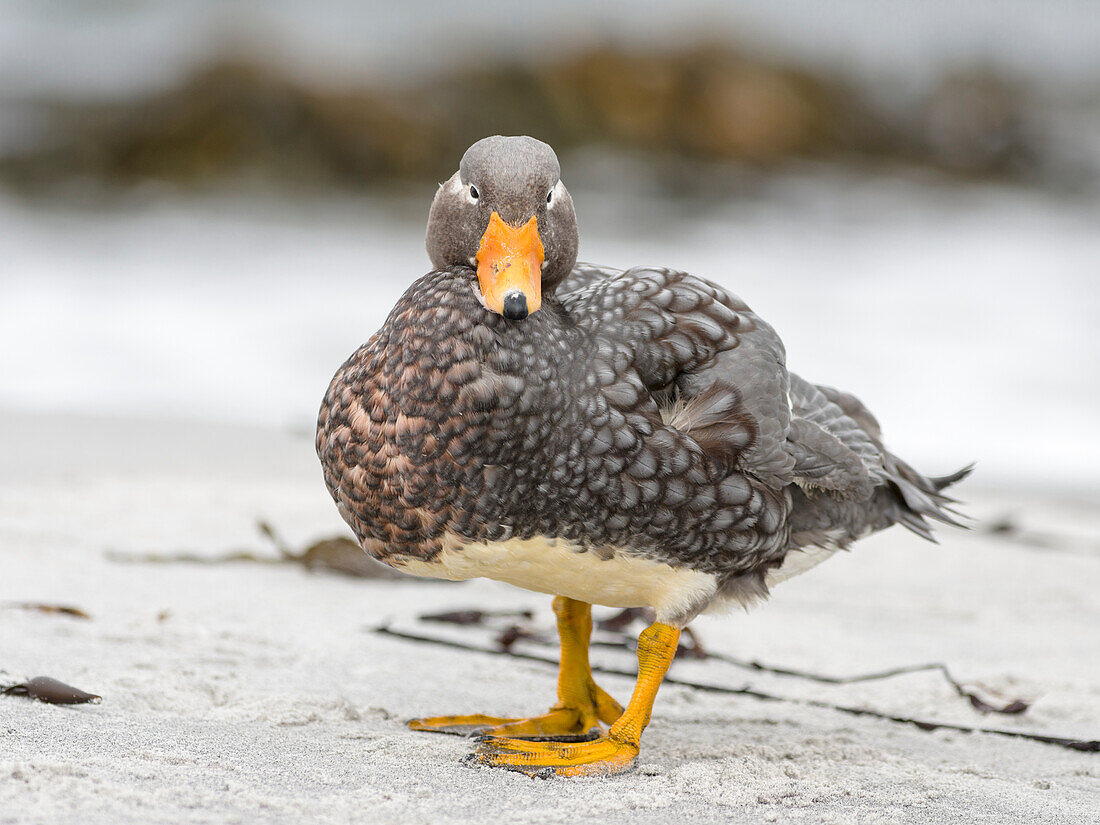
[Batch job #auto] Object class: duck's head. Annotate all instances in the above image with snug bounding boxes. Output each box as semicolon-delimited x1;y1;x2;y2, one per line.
426;135;579;320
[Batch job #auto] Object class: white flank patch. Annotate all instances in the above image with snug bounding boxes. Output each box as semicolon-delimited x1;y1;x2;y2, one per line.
396;533;718;624
765;543;841;587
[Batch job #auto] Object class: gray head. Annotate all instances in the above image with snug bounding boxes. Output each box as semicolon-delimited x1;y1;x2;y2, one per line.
426;135;579;320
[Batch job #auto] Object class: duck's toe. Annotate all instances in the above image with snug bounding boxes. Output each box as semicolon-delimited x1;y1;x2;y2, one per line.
408;708;600;741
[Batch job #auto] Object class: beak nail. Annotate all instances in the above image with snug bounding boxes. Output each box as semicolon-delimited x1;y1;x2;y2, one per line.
501;291;529;320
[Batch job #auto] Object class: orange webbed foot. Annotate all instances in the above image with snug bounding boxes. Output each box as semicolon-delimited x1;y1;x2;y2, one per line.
465;733;640;778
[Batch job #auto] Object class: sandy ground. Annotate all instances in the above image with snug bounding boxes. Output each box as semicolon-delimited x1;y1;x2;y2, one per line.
1;411;1097;824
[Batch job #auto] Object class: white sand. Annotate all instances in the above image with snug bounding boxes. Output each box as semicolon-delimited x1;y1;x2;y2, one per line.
1;411;1097;824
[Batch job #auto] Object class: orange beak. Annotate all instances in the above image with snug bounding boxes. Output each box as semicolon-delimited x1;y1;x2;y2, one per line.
475;211;544;319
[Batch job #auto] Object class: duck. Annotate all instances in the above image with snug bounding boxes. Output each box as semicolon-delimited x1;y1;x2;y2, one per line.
316;135;969;777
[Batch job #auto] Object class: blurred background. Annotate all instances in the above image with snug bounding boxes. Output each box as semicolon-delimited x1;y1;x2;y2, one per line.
0;0;1097;495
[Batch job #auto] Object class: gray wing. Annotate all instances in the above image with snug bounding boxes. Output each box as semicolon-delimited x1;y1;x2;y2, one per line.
560;265;968;552
560;265;867;490
671;318;888;499
560;265;763;472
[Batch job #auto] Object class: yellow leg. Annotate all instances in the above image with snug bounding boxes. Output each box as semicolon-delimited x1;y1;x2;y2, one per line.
468;621;681;777
408;597;624;739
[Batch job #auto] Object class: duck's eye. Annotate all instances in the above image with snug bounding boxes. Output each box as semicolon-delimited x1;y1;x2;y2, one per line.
469;185;480;200
546;189;553;204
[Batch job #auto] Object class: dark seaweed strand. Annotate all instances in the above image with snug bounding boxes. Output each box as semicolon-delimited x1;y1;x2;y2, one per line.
372;626;1098;754
585;636;1030;714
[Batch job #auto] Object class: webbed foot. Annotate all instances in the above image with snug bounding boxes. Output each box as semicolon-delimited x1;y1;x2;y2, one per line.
409;597;623;740
466;732;639;777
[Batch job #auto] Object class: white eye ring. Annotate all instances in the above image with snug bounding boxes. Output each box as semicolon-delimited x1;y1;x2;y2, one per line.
546;180;564;209
468;184;480;202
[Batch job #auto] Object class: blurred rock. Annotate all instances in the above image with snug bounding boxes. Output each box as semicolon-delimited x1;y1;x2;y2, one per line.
0;45;1069;195
923;71;1034;176
0;63;439;192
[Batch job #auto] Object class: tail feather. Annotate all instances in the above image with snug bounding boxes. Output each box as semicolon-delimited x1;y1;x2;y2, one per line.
894;504;940;543
886;456;972;538
930;463;975;493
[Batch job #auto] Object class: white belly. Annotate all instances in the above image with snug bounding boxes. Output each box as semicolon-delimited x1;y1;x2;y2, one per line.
396;533;717;625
